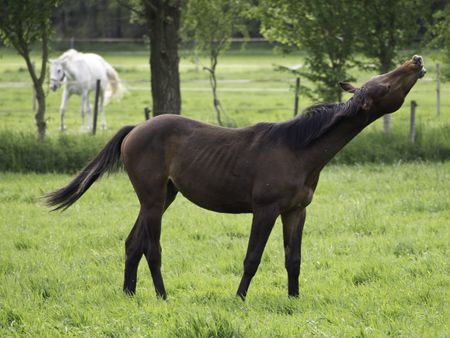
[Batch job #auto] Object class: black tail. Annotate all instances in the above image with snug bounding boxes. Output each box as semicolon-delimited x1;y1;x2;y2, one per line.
45;125;135;211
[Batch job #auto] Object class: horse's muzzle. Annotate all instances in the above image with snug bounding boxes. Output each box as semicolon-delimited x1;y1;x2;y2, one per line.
412;55;426;78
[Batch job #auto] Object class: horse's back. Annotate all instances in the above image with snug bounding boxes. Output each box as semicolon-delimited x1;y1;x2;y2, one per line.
66;52;108;89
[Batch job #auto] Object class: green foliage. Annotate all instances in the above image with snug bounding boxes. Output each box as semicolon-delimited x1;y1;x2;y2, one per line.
333;126;450;164
0;0;58;56
427;2;450;80
354;0;430;73
182;0;250;125
0;123;448;173
258;0;358;102
182;0;249;56
0;0;60;139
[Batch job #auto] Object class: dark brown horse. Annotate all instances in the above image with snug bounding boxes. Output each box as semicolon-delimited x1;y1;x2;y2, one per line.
46;55;425;300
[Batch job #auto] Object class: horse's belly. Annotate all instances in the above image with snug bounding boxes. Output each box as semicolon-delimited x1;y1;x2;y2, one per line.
171;176;253;214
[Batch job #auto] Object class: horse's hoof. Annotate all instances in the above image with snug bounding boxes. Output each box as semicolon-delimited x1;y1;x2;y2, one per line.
123;288;135;297
236;292;246;301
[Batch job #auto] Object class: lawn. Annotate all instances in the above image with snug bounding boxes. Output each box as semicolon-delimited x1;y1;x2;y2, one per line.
0;45;449;336
0;162;448;336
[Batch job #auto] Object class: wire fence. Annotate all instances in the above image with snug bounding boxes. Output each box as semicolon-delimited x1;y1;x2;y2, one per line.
0;77;299;114
0;78;449;114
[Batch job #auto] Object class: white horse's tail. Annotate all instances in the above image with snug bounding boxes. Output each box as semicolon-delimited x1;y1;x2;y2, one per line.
104;62;126;104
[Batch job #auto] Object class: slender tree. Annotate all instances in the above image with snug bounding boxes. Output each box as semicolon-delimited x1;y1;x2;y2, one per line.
0;0;59;139
183;0;249;125
258;0;358;102
124;0;182;116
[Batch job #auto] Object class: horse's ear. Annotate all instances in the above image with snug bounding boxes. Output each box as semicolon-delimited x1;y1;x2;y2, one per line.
340;82;358;93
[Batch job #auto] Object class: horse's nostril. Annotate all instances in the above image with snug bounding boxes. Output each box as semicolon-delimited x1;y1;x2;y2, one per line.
413;55;423;65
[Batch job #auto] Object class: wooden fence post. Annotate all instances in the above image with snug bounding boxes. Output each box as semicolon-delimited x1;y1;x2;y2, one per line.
436;63;441;116
293;77;300;116
409;100;417;144
92;79;101;135
144;107;151;120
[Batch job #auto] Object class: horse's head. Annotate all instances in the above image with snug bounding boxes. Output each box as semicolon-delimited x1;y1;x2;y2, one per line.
340;55;426;117
48;60;66;91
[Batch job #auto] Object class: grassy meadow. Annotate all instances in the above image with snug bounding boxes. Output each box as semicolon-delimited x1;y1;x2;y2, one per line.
0;46;449;336
0;45;449;136
0;162;449;336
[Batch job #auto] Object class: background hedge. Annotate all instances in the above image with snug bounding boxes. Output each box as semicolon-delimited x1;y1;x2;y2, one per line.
0;125;449;173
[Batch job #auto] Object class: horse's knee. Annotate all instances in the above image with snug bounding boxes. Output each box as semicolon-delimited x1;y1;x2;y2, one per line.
243;256;261;278
145;244;162;268
125;235;144;262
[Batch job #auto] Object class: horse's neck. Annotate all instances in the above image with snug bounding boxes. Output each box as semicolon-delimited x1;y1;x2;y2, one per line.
61;61;78;80
302;109;371;170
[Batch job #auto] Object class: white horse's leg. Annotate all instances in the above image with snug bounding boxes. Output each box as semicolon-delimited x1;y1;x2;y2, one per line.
85;91;92;129
60;88;70;131
80;90;88;131
100;89;106;130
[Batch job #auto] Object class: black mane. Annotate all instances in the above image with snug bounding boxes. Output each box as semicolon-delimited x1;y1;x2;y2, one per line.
260;89;366;149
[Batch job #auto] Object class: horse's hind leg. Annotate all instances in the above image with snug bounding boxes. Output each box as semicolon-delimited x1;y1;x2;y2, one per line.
140;205;166;299
123;176;176;299
123;214;145;295
142;180;178;298
236;204;279;300
281;208;306;297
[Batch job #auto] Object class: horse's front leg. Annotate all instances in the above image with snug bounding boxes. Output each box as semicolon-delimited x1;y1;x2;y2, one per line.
237;204;279;300
59;88;70;131
281;208;306;297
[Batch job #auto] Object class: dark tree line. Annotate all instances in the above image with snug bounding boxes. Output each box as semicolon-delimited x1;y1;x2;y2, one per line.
53;0;146;39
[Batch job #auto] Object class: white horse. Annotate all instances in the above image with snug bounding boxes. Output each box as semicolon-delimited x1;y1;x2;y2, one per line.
49;49;126;131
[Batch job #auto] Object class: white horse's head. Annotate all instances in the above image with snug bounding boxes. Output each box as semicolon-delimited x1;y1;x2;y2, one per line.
49;50;79;91
49;60;65;91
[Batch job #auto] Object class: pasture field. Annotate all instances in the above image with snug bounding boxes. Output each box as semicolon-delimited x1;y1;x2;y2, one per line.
0;47;449;137
0;162;448;336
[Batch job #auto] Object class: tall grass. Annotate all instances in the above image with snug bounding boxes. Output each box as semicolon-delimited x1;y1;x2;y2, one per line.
0;163;448;336
0;132;107;172
1;123;449;172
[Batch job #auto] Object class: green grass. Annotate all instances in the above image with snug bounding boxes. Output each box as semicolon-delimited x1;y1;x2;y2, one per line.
0;46;449;335
0;162;448;336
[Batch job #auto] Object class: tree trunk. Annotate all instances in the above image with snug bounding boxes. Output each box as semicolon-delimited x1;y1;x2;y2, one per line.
23;51;47;139
145;1;181;116
34;86;47;140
